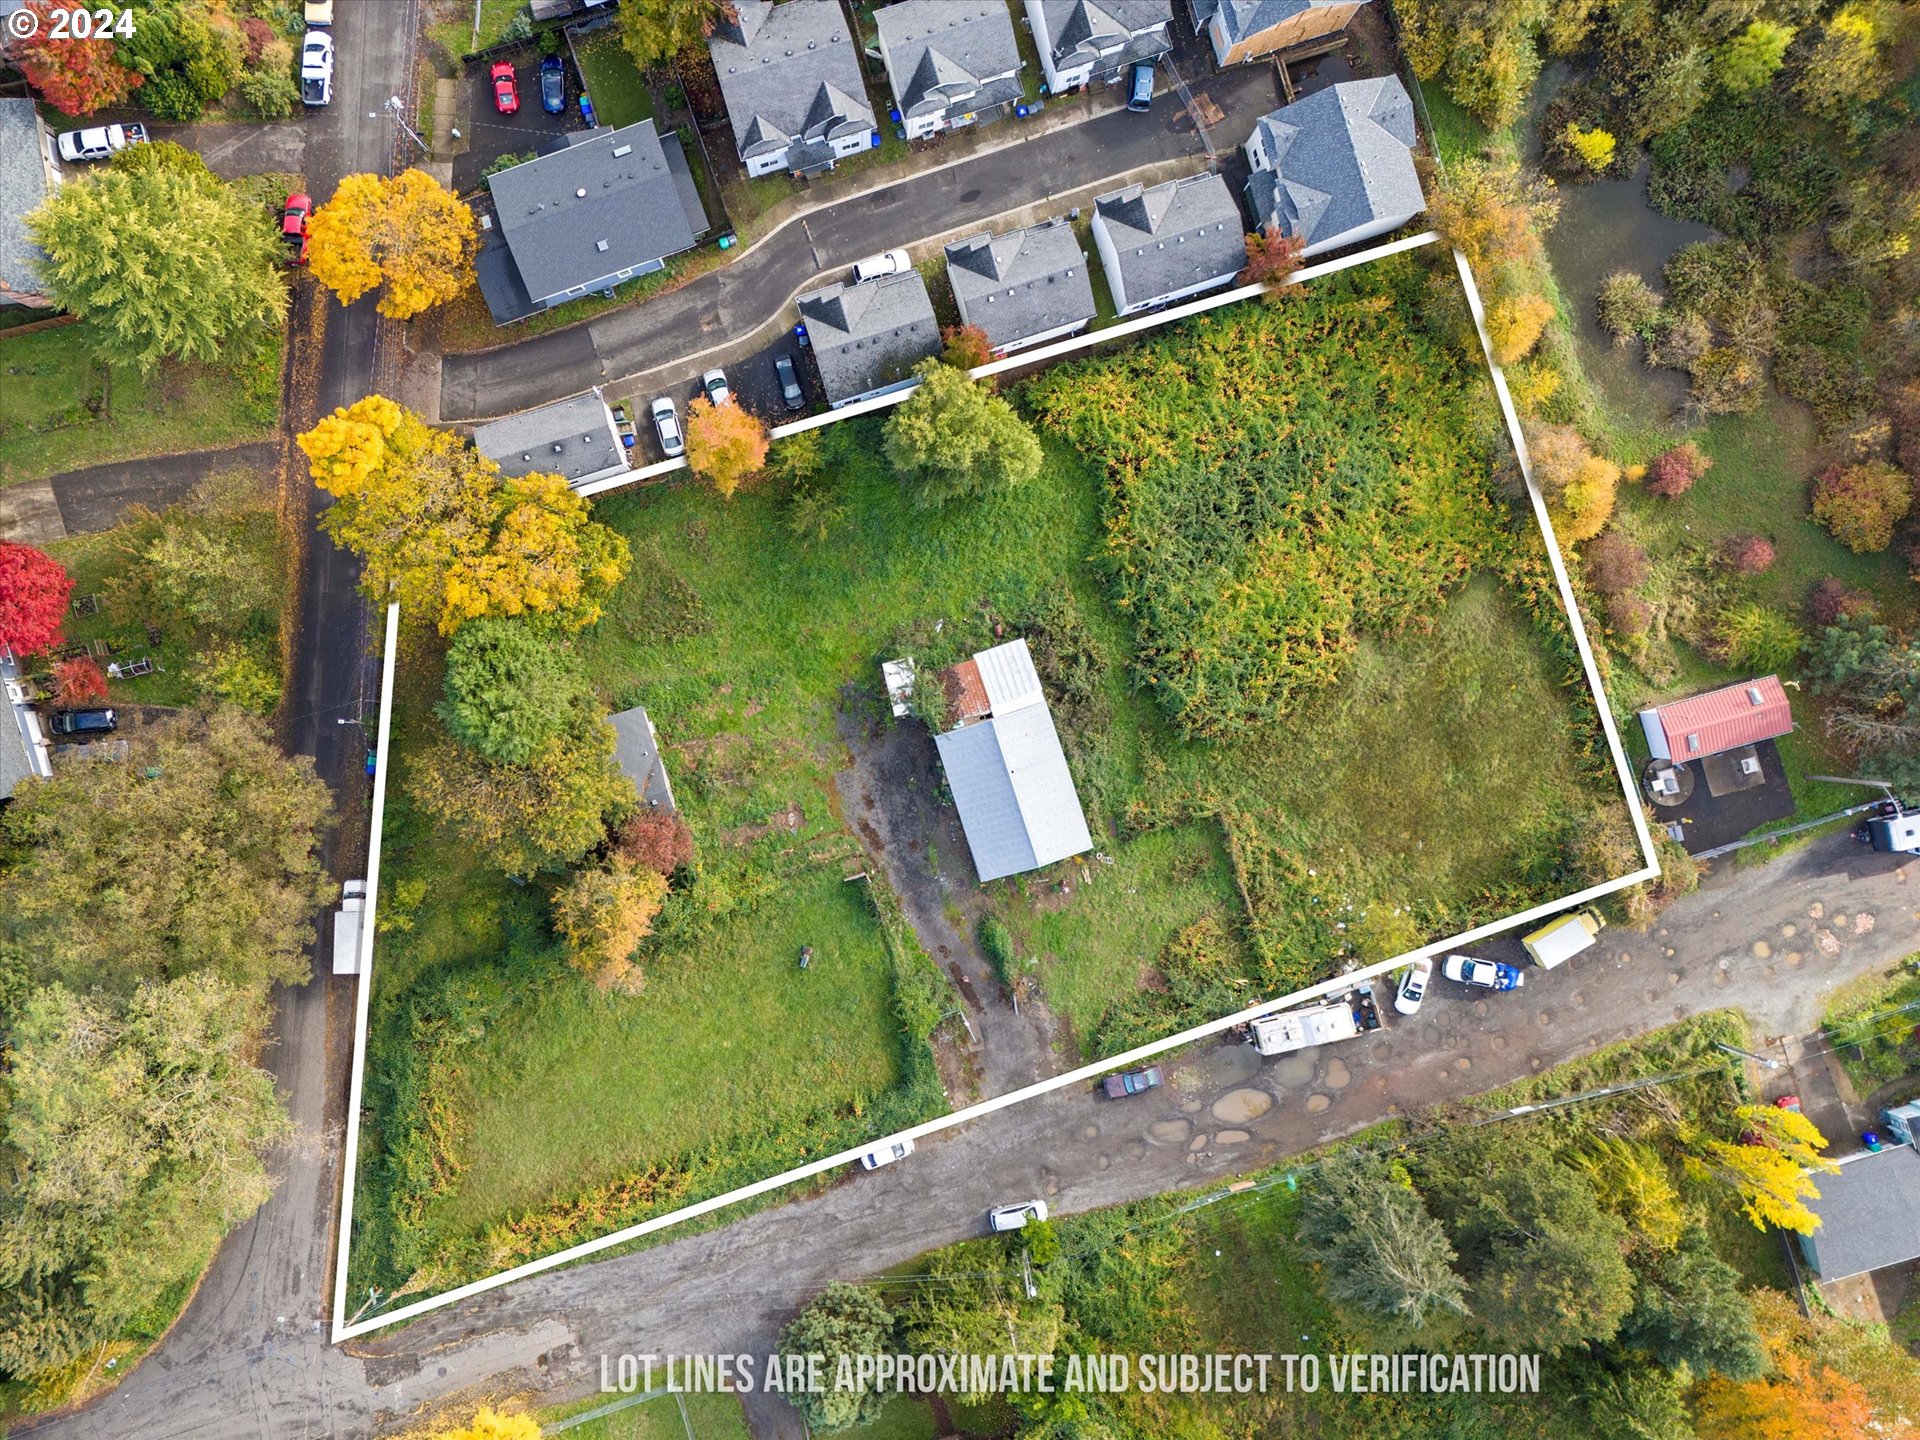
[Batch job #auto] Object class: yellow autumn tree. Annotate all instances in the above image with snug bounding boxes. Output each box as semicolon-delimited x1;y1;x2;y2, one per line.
684;395;769;498
1486;292;1555;366
298;397;629;633
308;169;477;319
1695;1104;1839;1235
550;854;670;989
426;1407;541;1440
1526;421;1619;545
1563;123;1617;173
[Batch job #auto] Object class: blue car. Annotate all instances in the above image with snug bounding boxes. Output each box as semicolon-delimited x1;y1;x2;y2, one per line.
540;55;566;115
1443;954;1525;991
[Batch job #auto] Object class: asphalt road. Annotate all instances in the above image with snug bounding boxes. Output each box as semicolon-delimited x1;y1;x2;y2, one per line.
438;61;1281;424
23;832;1918;1439
13;6;404;1438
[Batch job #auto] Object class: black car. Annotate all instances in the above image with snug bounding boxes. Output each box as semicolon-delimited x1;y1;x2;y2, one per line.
539;55;566;115
1126;60;1154;113
774;353;804;411
50;708;116;736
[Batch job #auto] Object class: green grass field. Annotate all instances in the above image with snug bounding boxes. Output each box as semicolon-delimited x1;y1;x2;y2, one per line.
540;1388;753;1439
572;27;656;130
0;320;282;486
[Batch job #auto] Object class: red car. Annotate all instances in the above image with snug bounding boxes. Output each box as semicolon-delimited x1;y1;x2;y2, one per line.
282;192;312;265
491;61;519;115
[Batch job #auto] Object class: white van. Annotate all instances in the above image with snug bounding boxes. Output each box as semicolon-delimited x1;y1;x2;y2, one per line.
858;1138;913;1170
1522;909;1604;969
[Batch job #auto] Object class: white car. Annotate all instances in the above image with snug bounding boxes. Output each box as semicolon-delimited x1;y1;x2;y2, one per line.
701;368;731;407
852;248;912;283
1441;954;1525;991
1394;957;1432;1016
988;1200;1048;1233
301;31;334;107
304;0;334;24
55;123;148;163
857;1138;912;1170
650;396;684;457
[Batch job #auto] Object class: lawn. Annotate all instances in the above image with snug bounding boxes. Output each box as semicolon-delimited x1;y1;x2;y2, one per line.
541;1389;752;1439
0;320;281;486
572;25;656;130
1822;964;1920;1100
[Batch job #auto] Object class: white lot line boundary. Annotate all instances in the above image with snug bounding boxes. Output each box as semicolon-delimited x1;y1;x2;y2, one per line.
332;235;1657;1343
331;600;401;1340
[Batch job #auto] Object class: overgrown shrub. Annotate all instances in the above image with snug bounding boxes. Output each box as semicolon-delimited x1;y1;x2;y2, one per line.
1807;576;1877;626
1584;530;1650;595
1711;604;1803;673
1605;592;1653;638
1811;460;1912;553
1721;534;1776;574
1645;442;1711;498
1528;422;1619;543
1597;271;1664;347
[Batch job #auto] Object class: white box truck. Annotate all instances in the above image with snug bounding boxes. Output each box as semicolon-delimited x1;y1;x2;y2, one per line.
332;880;367;976
1247;985;1381;1057
1522;909;1604;969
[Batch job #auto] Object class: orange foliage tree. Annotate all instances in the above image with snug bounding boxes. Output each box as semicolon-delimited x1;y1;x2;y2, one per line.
684;395;768;498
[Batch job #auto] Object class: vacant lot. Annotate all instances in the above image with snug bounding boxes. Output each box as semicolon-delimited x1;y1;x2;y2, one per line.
355;251;1634;1297
0;319;283;486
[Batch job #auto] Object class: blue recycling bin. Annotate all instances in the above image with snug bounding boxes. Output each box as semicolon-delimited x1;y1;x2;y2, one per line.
579;93;597;127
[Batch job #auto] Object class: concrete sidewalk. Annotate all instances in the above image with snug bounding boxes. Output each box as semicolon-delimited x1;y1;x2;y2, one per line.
438;64;1279;421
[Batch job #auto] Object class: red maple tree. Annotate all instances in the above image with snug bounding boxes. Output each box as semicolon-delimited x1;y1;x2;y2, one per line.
51;656;108;708
14;1;143;116
0;542;74;657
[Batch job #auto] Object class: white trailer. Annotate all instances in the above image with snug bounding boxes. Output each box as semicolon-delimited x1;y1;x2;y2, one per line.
1247;985;1381;1057
332;880;367;976
1522;909;1604;969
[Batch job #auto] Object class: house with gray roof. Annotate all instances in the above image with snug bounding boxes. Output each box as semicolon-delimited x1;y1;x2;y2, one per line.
1089;171;1245;316
1244;75;1423;257
945;218;1097;356
796;271;940;408
472;387;630;489
1798;1144;1920;1282
709;1;877;178
1026;0;1172;93
1189;0;1368;67
876;0;1025;139
0;99;62;311
610;706;677;814
475;121;708;324
933;638;1093;883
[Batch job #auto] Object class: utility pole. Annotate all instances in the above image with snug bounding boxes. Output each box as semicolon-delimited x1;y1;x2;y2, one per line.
386;95;429;158
1714;1041;1782;1071
1020;1248;1037;1300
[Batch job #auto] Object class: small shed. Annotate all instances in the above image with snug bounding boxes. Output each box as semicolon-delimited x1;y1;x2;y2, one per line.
1798;1144;1920;1282
931;638;1093;883
609;706;677;814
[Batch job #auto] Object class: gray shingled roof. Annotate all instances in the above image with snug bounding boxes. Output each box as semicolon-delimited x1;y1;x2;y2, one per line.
485;121;707;307
945;219;1096;351
933;639;1093;883
709;0;874;165
1192;0;1350;43
1037;0;1172;74
1245;76;1423;252
1801;1145;1920;1281
472;389;628;485
1094;172;1244;307
877;0;1023;120
797;272;940;404
609;706;677;814
0;99;55;306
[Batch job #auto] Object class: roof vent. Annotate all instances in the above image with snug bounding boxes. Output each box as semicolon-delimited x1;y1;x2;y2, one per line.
1686;734;1701;753
520;452;531;462
576;187;587;198
1747;686;1765;705
597;238;610;251
553;443;565;453
612;144;632;157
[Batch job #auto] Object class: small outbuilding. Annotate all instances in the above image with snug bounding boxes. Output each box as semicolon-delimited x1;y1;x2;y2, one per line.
609;706;677;814
932;639;1093;883
1638;676;1794;762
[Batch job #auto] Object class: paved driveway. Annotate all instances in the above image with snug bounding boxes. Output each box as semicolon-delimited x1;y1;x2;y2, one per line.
450;49;584;195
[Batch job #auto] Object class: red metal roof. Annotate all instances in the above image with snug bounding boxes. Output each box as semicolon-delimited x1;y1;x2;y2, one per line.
1650;676;1793;759
942;659;992;722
